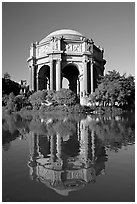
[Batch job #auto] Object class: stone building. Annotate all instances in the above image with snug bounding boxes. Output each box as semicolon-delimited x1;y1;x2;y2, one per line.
27;29;106;105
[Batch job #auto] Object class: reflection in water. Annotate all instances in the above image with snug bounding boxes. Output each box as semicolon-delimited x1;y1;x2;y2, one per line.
2;112;135;197
2;113;31;150
27;118;107;196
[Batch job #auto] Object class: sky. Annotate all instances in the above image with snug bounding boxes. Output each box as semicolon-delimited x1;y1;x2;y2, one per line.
2;2;135;84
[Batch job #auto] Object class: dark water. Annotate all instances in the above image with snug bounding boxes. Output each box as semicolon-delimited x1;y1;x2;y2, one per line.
2;111;135;202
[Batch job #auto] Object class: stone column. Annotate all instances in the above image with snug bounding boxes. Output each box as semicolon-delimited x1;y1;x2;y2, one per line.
80;77;83;95
58;38;61;51
77;79;80;95
36;73;39;91
29;66;32;91
90;61;94;94
56;59;62;91
83;61;88;97
50;60;54;90
31;65;35;91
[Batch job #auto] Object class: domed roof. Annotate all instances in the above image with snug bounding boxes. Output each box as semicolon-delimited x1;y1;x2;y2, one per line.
39;29;84;44
47;29;83;38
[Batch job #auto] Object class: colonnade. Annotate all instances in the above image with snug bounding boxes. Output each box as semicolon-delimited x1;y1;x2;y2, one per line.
29;58;94;100
27;30;106;106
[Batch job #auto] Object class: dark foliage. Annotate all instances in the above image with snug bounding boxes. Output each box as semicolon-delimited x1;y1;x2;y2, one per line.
2;77;20;96
89;70;135;109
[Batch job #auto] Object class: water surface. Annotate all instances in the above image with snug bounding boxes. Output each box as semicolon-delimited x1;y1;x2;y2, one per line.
2;112;135;202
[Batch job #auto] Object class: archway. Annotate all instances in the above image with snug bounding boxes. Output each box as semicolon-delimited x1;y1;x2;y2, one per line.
62;63;79;94
38;65;50;90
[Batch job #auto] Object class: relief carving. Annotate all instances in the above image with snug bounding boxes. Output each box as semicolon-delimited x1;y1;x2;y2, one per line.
52;37;58;50
37;44;50;56
66;43;82;52
87;43;92;52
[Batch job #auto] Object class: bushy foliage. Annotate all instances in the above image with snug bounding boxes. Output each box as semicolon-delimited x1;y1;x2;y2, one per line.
5;93;31;111
89;70;135;109
2;94;9;106
3;72;11;80
2;77;20;96
14;95;31;111
29;90;49;109
6;92;16;111
52;88;78;106
29;89;78;109
3;88;79;112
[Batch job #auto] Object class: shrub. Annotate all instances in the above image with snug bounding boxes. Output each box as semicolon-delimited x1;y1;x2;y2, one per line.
29;90;48;108
14;95;31;111
6;92;15;111
2;94;9;106
52;88;78;106
4;93;31;112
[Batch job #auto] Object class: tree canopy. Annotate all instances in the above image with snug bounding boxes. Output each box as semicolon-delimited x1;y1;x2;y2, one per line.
89;70;135;109
3;72;11;80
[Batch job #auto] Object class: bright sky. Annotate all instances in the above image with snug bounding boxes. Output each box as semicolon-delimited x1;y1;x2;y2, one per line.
2;2;135;83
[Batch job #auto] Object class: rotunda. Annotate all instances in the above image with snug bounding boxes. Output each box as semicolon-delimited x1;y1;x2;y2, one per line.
27;29;106;105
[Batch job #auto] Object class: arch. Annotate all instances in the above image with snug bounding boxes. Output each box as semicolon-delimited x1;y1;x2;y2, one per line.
62;63;80;94
38;65;50;90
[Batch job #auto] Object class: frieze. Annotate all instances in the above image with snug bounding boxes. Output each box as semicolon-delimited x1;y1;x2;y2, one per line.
66;43;82;52
37;44;50;57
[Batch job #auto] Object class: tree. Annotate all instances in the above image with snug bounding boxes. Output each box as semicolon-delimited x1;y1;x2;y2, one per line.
2;76;20;96
6;92;15;111
89;70;135;109
29;90;49;109
14;95;29;111
117;75;135;108
52;88;78;106
3;72;11;80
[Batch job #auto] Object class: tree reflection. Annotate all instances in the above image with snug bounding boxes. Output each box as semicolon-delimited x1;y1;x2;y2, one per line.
2;113;31;151
87;113;135;151
2;111;135;195
27;119;108;196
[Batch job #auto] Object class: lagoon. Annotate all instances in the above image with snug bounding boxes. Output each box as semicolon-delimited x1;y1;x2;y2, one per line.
2;112;135;202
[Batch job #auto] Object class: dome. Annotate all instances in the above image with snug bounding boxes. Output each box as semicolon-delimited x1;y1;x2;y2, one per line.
39;29;84;44
46;29;83;38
